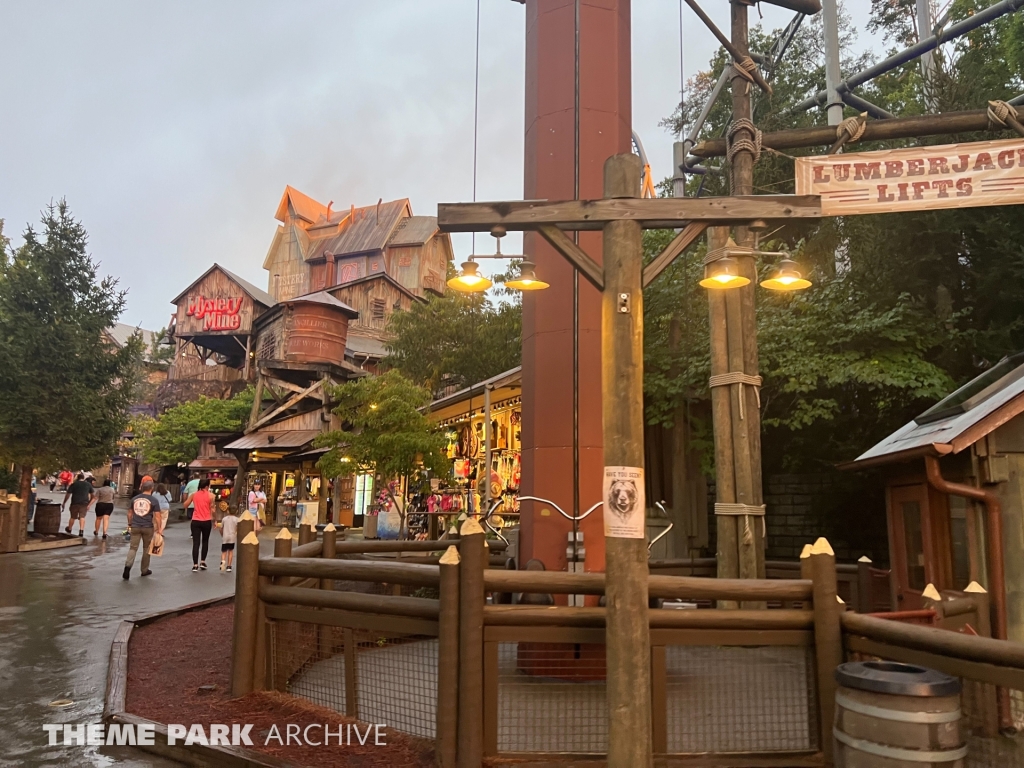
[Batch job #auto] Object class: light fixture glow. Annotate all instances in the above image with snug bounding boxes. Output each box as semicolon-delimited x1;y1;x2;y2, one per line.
760;259;812;291
505;261;550;291
699;256;750;290
447;260;492;292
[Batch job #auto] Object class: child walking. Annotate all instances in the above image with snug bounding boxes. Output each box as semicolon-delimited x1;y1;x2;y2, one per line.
218;508;238;572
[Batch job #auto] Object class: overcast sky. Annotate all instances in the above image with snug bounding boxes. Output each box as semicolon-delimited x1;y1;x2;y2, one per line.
0;1;875;331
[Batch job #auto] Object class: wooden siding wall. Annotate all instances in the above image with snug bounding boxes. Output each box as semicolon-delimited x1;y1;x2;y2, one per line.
386;236;449;298
265;225;309;302
175;268;261;336
254;314;284;362
331;281;414;336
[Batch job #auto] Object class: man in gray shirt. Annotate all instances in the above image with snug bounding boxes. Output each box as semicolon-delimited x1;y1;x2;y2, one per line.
123;478;158;580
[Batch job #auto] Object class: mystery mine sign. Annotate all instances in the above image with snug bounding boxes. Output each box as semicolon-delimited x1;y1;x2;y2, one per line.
795;138;1024;215
186;295;244;331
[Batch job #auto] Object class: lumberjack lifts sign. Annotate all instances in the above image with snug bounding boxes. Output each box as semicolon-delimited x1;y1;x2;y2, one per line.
795;137;1024;216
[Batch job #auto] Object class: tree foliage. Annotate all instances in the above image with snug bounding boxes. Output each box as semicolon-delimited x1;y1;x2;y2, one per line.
138;388;253;466
384;289;521;395
0;202;142;491
647;1;1024;471
316;371;449;485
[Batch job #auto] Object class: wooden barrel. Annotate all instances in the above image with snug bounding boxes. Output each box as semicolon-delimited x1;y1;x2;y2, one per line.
33;501;62;536
834;661;965;767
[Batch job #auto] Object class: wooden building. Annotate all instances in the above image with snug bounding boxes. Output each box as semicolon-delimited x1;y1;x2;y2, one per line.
845;353;1024;645
263;186;450;368
168;263;276;383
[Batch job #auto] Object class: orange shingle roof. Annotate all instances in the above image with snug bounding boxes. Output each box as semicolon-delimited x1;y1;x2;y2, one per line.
275;185;329;225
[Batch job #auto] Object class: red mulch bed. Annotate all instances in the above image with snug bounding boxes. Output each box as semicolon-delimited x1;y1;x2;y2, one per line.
126;602;434;767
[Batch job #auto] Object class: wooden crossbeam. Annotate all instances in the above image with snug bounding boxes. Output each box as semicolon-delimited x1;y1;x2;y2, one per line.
537;225;605;291
438;195;820;232
642;223;708;288
250;380;323;432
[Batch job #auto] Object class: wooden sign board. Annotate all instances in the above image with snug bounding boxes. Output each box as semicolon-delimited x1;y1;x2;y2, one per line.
795;137;1024;216
175;267;255;336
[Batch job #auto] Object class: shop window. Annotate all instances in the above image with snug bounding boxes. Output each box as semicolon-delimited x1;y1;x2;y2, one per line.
354;473;374;518
371;299;386;320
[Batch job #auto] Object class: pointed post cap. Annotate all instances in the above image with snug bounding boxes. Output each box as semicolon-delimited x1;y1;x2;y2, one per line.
964;581;988;593
799;544;813;559
239;511;255;521
242;531;260;545
810;537;834;556
837;595;845;604
276;528;293;540
857;555;872;563
460;518;484;536
323;522;336;532
448;524;459;535
439;545;461;565
458;512;468;521
922;583;942;601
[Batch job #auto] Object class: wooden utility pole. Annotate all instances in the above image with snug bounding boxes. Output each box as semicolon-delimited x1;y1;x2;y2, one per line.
707;1;767;596
602;153;653;767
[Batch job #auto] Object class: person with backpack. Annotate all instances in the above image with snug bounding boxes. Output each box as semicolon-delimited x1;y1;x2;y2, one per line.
122;478;159;580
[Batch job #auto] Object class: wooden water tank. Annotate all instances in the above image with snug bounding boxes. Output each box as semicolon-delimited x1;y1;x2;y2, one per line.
283;302;351;366
834;661;965;767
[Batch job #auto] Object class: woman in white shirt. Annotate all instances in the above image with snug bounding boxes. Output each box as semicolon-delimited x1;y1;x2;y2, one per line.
247;480;268;530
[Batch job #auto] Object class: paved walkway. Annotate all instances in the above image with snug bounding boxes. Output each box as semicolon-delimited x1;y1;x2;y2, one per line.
0;490;275;767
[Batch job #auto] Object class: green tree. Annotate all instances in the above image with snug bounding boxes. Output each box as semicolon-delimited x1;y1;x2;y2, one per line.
0;202;142;500
139;389;253;466
317;371;449;536
384;290;521;394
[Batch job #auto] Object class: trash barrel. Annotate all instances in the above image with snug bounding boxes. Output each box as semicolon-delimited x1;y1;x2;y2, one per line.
834;660;965;767
33;501;62;536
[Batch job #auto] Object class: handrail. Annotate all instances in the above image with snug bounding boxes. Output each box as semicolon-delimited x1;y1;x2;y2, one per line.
648;501;674;554
291;540;323;558
482;568;813;602
841;611;1024;670
259;583;440;620
483;605;814;629
259;557;440;587
519;495;602;521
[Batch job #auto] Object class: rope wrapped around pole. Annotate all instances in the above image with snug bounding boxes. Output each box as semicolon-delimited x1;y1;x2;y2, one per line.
987;99;1024;137
828;113;868;154
714;503;767;546
726;118;762;164
709;371;762;420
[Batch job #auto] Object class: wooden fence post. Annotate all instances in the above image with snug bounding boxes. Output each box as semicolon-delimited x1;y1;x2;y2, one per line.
230;530;260;697
799;544;812;609
810;537;842;765
438;544;461;768
458;519;485;768
237;510;255;544
298;522;315;546
321;522;337;591
856;556;872;613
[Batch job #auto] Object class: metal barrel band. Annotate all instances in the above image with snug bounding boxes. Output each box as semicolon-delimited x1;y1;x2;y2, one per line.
836;692;961;724
833;728;968;762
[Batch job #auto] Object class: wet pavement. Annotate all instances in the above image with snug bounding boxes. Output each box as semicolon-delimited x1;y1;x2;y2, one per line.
0;490;261;767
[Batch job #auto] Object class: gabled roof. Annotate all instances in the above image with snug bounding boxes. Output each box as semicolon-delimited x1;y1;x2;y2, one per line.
105;323;158;350
281;290;359;319
328;271;422;302
387;216;440;247
846;355;1024;468
170;263;276;308
304;199;411;262
275;185;328;225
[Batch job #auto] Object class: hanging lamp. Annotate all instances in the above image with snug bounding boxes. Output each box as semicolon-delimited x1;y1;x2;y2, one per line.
447;259;492;292
505;260;550;291
699;254;750;290
760;257;811;291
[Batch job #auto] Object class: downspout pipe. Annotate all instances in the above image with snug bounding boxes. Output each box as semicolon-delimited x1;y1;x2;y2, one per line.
924;456;1008;642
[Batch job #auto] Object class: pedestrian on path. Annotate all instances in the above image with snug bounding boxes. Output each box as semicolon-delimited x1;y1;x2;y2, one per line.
217;508;238;572
181;475;200;520
153;483;172;534
122;478;159;580
63;473;94;537
93;479;115;538
247;480;267;531
182;478;214;572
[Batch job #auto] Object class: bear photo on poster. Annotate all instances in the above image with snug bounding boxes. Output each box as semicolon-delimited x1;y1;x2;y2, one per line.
603;466;645;538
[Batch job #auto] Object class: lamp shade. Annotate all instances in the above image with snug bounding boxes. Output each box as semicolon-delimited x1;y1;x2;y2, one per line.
760;258;811;291
505;261;549;291
447;260;492;292
699;256;750;289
